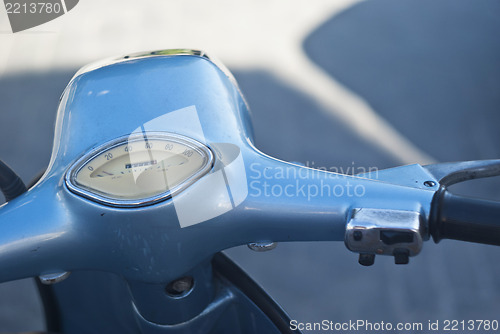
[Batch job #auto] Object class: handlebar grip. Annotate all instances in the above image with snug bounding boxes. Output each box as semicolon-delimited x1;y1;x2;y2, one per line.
431;189;500;246
0;160;27;202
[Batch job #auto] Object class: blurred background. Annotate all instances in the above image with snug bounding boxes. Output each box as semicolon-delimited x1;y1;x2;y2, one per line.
0;0;500;332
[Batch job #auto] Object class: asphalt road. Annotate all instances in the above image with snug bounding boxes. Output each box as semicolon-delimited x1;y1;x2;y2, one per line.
0;0;499;333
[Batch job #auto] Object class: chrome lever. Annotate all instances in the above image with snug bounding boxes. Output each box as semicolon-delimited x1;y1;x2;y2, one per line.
423;159;500;187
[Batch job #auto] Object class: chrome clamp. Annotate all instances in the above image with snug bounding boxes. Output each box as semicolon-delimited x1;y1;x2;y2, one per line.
345;209;424;266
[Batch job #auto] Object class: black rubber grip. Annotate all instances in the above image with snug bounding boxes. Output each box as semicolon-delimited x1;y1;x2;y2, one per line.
0;160;27;202
431;188;500;246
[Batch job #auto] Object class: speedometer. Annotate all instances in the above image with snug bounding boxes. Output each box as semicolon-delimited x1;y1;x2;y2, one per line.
65;133;214;207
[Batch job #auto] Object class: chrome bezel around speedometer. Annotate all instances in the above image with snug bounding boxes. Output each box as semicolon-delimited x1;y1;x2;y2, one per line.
65;132;214;208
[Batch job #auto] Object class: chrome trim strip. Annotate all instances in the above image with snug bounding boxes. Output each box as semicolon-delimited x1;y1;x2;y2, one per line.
65;132;214;208
72;49;207;80
67;49;238;91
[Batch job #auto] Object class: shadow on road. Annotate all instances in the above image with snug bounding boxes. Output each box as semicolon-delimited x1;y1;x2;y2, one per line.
304;0;500;163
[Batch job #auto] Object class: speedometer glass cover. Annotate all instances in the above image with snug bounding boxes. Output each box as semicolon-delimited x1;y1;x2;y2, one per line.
65;133;214;207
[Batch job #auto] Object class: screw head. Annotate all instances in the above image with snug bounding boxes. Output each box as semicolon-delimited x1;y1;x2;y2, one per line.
165;276;194;297
248;241;277;252
353;230;363;241
39;271;71;285
424;181;437;187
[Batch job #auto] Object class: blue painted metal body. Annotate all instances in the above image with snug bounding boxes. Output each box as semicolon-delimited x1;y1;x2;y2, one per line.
0;51;439;332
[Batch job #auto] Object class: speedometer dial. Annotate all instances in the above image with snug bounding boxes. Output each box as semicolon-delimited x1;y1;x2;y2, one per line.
65;133;213;207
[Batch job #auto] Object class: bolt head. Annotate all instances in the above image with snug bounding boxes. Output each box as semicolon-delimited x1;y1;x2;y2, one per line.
424;180;436;187
165;276;194;297
353;230;363;241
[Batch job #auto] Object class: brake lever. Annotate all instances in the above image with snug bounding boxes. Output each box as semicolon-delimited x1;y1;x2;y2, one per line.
422;159;500;187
